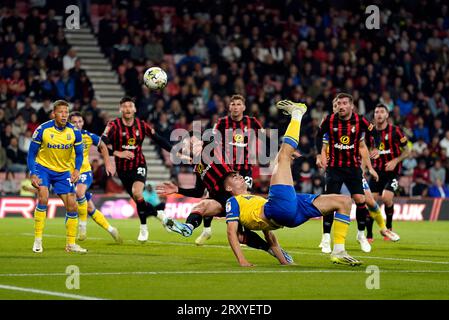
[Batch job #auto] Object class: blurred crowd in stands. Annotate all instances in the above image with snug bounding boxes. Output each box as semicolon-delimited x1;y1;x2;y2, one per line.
2;0;449;199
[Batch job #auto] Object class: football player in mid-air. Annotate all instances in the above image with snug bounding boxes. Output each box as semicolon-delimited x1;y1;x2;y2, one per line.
224;100;362;266
69;112;122;243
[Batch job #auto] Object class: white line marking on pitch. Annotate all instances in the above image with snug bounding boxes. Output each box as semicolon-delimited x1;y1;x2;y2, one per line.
18;233;449;265
1;270;449;278
0;284;106;300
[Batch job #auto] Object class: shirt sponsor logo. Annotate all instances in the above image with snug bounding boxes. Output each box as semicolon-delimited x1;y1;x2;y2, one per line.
334;143;355;150
47;143;73;149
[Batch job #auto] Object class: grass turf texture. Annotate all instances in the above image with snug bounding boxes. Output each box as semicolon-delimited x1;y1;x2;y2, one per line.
0;218;448;300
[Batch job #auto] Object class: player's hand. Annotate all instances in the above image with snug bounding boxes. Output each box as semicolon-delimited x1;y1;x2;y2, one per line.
71;169;80;183
291;150;301;160
175;151;193;164
115;151;134;160
156;181;178;196
370;149;380;159
316;156;327;170
385;159;398;171
105;161;115;176
369;168;379;182
31;174;41;189
239;260;254;267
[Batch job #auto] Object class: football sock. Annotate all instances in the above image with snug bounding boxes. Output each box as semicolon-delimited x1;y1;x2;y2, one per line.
136;198;156;224
34;204;47;239
186;212;203;229
333;212;350;246
283;118;300;149
366;216;374;238
203;216;213;228
77;196;88;224
355;202;368;231
242;230;270;251
65;211;78;245
368;202;386;230
385;204;394;229
89;209;111;231
323;213;334;234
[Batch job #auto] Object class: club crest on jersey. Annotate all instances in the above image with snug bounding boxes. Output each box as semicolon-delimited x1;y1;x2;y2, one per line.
122;132;127;136
385;134;389;140
136;130;140;136
351;126;355;133
333;127;338;132
67;134;71;140
340;135;350;145
50;134;54;139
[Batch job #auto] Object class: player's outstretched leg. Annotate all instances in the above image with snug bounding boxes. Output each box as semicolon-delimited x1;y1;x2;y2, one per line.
312;195;362;266
195;216;213;245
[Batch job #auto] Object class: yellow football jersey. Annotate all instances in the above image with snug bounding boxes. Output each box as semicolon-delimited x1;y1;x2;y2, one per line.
32;120;82;172
71;130;101;174
226;194;277;231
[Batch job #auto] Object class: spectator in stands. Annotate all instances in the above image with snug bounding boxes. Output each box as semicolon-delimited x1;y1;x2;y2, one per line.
6;136;27;172
439;131;449;157
7;69;26;99
56;70;75;101
428;178;449;198
46;47;63;72
412;159;431;196
11;114;27;138
75;71;94;104
430;159;446;185
17;97;36;122
36;98;53;124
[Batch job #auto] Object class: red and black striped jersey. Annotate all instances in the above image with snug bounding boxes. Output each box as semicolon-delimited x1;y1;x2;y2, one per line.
318;113;375;168
102;117;156;172
213;115;264;172
193;143;233;194
372;124;408;174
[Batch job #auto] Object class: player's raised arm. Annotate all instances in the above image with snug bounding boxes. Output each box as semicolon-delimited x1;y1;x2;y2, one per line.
143;120;173;152
156;174;206;198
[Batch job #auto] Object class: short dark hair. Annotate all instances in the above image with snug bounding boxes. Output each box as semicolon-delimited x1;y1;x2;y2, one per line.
335;93;354;104
230;94;245;104
120;96;135;105
69;111;83;121
375;104;389;113
53;100;69;111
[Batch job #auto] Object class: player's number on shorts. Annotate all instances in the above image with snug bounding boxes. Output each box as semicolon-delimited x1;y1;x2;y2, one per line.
79;174;87;183
137;167;146;177
391;179;399;191
244;176;253;189
66;178;73;187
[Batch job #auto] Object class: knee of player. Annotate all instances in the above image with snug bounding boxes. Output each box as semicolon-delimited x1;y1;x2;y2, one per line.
87;200;95;212
75;189;85;199
383;197;394;207
192;204;207;215
341;196;353;211
352;194;365;205
37;194;49;205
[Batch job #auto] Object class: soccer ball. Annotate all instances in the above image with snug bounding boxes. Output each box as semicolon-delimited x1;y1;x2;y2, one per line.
143;67;168;90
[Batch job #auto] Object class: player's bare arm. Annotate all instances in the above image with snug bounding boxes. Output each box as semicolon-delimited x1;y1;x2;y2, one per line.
227;221;253;267
98;141;116;176
385;144;411;172
360;140;379;182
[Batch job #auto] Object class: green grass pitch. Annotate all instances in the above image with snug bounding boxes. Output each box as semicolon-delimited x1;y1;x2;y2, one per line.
1;218;448;300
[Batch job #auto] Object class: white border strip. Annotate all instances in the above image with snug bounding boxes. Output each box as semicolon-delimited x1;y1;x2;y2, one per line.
0;284;106;300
